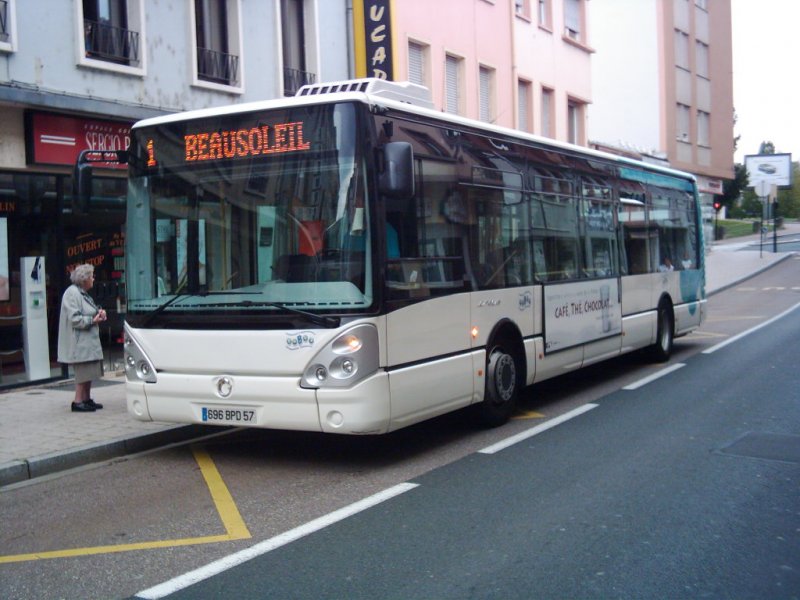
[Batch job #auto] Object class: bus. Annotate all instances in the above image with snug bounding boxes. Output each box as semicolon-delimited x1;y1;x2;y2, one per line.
79;78;705;434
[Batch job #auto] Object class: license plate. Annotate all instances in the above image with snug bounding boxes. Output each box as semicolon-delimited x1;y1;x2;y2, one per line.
201;407;256;425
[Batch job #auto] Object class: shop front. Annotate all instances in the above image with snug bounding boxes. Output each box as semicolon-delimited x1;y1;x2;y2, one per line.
0;111;130;388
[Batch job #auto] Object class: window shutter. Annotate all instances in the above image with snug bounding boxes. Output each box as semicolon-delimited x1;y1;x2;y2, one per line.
479;67;491;122
408;42;424;86
518;82;529;131
445;55;459;114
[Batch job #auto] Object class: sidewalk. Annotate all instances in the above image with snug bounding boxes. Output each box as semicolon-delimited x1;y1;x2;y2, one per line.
1;226;798;487
705;221;799;294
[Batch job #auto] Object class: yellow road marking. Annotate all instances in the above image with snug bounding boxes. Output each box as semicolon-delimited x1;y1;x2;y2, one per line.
683;330;728;339
192;446;250;539
0;446;250;564
706;315;765;322
512;410;545;420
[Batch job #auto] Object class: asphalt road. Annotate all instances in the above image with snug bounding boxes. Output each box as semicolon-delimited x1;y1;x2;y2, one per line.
147;272;800;599
1;257;799;600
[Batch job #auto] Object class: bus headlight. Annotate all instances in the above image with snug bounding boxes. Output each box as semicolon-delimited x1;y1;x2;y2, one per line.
301;324;379;389
123;326;157;384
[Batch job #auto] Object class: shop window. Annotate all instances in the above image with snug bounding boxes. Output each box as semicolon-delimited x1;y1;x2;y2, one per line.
193;0;243;91
78;0;145;75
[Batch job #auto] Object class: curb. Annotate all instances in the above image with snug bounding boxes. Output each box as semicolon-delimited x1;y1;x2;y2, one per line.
0;424;228;487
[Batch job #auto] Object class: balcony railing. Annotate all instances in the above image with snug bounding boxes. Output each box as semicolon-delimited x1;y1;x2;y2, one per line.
197;47;240;86
284;67;316;96
0;0;9;43
84;19;140;66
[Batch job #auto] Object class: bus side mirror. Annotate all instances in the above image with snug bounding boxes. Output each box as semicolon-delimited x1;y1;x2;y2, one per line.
73;160;93;215
379;142;414;199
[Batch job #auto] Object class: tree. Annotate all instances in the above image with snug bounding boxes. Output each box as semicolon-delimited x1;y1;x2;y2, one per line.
759;140;776;155
776;161;799;219
721;162;748;212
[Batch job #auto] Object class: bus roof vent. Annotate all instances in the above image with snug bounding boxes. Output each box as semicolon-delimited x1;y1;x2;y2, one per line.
296;78;434;109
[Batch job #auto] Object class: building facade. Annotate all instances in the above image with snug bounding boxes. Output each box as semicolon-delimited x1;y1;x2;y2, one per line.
0;0;349;386
512;0;593;145
388;0;592;144
589;0;734;212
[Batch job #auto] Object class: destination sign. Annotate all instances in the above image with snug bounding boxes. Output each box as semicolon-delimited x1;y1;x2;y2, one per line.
183;121;311;163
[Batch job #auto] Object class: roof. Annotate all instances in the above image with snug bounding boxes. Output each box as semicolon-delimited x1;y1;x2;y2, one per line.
133;78;695;183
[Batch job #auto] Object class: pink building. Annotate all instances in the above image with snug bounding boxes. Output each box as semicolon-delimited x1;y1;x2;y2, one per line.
389;0;593;145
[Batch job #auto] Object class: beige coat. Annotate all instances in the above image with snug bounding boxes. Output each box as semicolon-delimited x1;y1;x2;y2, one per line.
57;284;103;364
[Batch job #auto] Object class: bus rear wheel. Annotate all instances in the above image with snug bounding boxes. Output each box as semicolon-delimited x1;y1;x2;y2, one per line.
649;302;674;362
474;346;519;427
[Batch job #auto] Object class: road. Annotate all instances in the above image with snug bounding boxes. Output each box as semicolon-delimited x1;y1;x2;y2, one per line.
1;256;799;599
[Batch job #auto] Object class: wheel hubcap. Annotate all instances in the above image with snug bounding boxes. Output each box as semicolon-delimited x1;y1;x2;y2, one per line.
493;353;516;402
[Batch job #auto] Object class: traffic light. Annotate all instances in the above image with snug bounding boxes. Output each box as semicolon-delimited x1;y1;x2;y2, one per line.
713;201;722;212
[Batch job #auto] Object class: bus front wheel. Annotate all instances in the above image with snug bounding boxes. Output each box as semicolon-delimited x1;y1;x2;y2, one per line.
474;346;519;427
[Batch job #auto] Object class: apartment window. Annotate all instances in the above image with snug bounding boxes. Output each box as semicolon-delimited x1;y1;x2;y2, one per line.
0;1;7;43
82;0;140;66
564;0;583;42
518;80;532;133
676;103;691;142
567;99;585;145
697;110;710;147
695;41;709;78
408;40;429;88
674;30;690;70
445;54;463;115
282;0;315;96
0;0;17;53
195;0;241;87
479;66;495;123
541;87;554;137
538;0;551;28
514;0;530;19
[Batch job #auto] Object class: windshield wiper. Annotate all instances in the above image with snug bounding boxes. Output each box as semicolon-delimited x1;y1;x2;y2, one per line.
139;293;339;328
139;290;261;327
245;301;340;328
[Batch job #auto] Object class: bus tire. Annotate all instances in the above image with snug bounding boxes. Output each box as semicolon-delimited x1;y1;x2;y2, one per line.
649;301;674;362
474;345;519;427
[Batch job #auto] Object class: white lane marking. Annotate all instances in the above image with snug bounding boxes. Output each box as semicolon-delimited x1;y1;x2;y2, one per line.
478;404;598;455
622;363;686;391
702;300;800;355
135;483;419;599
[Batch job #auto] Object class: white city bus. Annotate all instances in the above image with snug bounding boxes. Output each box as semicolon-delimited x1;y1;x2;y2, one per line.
97;79;706;434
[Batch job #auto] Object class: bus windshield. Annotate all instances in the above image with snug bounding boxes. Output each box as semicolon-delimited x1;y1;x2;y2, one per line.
125;102;372;323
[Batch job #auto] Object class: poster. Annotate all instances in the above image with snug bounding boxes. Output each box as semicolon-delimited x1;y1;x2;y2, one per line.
543;278;622;353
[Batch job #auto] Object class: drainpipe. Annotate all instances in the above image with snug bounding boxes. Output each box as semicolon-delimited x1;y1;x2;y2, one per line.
346;0;355;78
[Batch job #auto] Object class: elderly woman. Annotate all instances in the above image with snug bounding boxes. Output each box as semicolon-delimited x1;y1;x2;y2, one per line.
57;264;107;412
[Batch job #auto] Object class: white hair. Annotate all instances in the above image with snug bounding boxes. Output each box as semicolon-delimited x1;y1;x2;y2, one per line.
70;264;95;285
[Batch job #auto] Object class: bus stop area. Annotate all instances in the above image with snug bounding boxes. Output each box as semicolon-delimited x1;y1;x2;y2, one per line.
1;225;798;487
